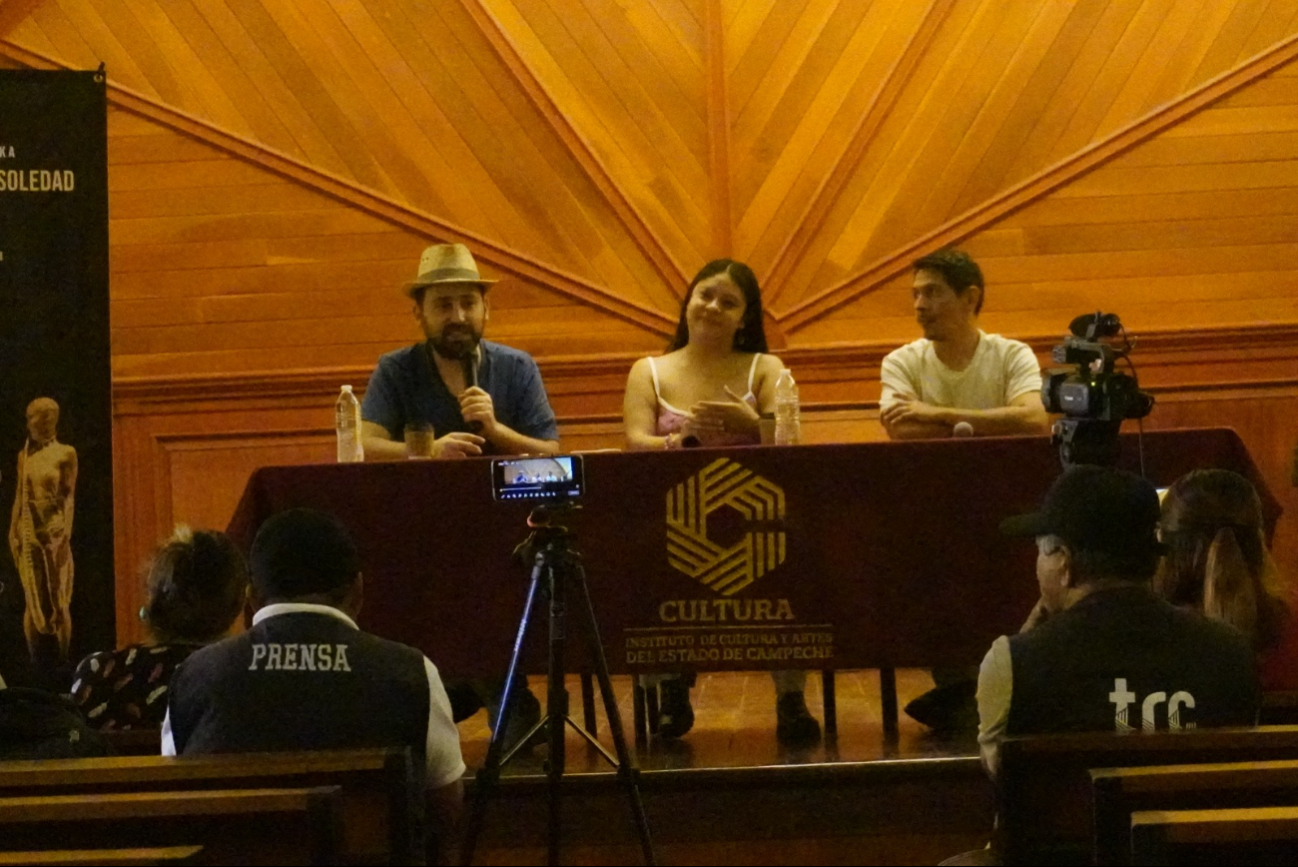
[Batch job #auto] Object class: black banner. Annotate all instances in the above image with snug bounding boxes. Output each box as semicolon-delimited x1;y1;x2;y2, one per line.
0;70;111;688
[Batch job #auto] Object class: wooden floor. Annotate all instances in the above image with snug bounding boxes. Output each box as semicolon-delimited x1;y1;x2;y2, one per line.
458;668;978;773
460;669;991;866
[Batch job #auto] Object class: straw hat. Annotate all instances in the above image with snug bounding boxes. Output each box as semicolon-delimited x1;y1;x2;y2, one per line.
404;243;496;297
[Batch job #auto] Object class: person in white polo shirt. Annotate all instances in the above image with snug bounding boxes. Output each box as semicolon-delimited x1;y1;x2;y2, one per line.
880;248;1047;440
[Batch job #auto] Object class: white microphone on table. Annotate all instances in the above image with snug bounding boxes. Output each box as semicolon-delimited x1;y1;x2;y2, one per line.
953;421;974;438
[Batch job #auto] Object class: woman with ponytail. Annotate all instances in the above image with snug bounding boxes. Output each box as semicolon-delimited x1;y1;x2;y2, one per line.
1156;470;1297;690
72;527;248;729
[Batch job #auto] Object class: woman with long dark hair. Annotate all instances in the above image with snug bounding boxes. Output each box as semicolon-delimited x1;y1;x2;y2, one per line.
623;259;820;744
1156;469;1296;690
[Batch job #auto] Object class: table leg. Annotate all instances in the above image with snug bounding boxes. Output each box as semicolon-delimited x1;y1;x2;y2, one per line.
821;669;837;735
880;667;898;741
632;682;648;748
580;672;597;736
646;684;660;734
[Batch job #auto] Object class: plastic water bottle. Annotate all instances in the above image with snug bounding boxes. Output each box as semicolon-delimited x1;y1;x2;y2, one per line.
773;369;801;445
335;385;364;463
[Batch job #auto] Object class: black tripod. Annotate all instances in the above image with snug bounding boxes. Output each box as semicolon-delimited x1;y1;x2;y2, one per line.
460;505;656;866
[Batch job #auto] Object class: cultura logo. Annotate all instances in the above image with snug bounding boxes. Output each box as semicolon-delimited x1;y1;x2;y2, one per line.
666;458;786;596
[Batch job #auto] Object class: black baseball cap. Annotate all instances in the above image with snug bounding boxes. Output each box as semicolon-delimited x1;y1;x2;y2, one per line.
1000;465;1164;557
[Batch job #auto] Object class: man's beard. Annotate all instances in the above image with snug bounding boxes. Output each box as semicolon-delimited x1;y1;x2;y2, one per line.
429;323;482;361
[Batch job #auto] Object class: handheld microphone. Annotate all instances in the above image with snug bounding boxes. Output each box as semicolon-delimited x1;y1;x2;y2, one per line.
462;354;483;433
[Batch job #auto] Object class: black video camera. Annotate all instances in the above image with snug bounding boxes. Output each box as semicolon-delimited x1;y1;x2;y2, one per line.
1042;312;1154;467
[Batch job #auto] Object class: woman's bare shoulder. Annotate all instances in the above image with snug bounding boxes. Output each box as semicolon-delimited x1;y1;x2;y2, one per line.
754;353;785;379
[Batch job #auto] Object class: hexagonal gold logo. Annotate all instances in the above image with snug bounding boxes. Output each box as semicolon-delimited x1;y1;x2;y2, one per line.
666;458;786;596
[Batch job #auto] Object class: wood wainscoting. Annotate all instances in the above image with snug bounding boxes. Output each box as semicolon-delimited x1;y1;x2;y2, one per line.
111;323;1298;647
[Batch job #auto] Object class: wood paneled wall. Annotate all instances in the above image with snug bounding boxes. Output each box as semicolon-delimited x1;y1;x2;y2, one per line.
0;1;1295;646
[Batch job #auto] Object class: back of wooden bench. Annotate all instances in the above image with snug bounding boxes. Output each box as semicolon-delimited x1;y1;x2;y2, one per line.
0;787;342;866
1091;759;1298;865
0;749;416;865
998;726;1298;865
1130;805;1298;865
0;846;203;866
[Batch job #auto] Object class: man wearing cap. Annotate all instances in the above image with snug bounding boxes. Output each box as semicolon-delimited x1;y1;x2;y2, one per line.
979;464;1260;776
163;509;465;852
360;243;560;460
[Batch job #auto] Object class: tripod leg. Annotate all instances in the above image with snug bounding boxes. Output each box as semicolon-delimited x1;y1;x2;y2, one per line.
574;566;657;866
546;558;568;867
460;560;545;866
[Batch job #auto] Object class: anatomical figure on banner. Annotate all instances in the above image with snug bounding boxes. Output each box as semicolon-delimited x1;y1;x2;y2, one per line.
8;397;77;661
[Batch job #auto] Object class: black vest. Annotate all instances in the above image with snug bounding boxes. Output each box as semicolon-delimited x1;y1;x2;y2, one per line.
168;612;430;775
1007;586;1259;737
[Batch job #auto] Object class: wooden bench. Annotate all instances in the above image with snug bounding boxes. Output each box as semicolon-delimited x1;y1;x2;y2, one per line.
0;847;203;865
0;788;341;866
1130;805;1298;865
1092;759;1298;865
0;749;417;865
998;726;1298;865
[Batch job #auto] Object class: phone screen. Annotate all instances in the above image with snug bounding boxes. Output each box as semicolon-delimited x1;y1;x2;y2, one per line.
491;455;584;502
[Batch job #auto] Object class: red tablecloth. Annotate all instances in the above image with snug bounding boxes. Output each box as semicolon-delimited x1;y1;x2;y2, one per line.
227;428;1278;677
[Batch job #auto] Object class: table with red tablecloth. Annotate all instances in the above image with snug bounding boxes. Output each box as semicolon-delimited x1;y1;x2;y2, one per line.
227;428;1279;736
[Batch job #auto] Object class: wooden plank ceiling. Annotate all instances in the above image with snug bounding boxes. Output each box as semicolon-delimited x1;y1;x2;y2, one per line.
1;0;1296;378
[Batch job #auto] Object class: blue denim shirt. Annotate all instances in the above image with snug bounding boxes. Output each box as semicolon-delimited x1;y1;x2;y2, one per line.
361;340;559;449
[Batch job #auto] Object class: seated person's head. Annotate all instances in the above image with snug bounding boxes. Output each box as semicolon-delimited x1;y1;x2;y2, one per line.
249;509;362;615
1156;469;1283;648
143;527;248;644
1002;465;1163;613
669;259;768;353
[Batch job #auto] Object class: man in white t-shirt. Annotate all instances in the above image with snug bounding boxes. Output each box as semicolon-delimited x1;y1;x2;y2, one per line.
880;248;1047;440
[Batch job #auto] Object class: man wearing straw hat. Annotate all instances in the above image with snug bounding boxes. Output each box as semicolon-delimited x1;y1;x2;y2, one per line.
360;243;560;460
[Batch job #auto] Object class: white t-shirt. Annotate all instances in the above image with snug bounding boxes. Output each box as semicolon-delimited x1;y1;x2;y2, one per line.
879;331;1042;411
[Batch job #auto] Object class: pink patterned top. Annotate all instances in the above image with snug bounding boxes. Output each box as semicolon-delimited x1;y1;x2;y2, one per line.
648;354;761;446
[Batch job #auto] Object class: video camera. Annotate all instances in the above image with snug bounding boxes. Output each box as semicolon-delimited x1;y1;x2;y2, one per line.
1042;312;1154;467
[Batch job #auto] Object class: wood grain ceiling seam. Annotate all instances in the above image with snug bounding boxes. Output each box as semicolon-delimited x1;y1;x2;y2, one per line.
0;0;46;41
781;26;1298;334
0;36;676;336
457;0;690;292
761;0;957;309
705;0;731;257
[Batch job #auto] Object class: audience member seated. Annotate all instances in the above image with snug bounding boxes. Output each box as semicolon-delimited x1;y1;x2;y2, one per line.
1156;469;1297;690
162;508;465;841
979;464;1261;776
622;258;819;745
72;527;247;731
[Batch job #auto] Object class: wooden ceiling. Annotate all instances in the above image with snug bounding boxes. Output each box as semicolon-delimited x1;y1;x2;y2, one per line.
2;0;1296;376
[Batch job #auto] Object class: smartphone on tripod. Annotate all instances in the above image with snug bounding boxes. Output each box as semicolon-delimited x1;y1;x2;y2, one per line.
490;454;584;502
